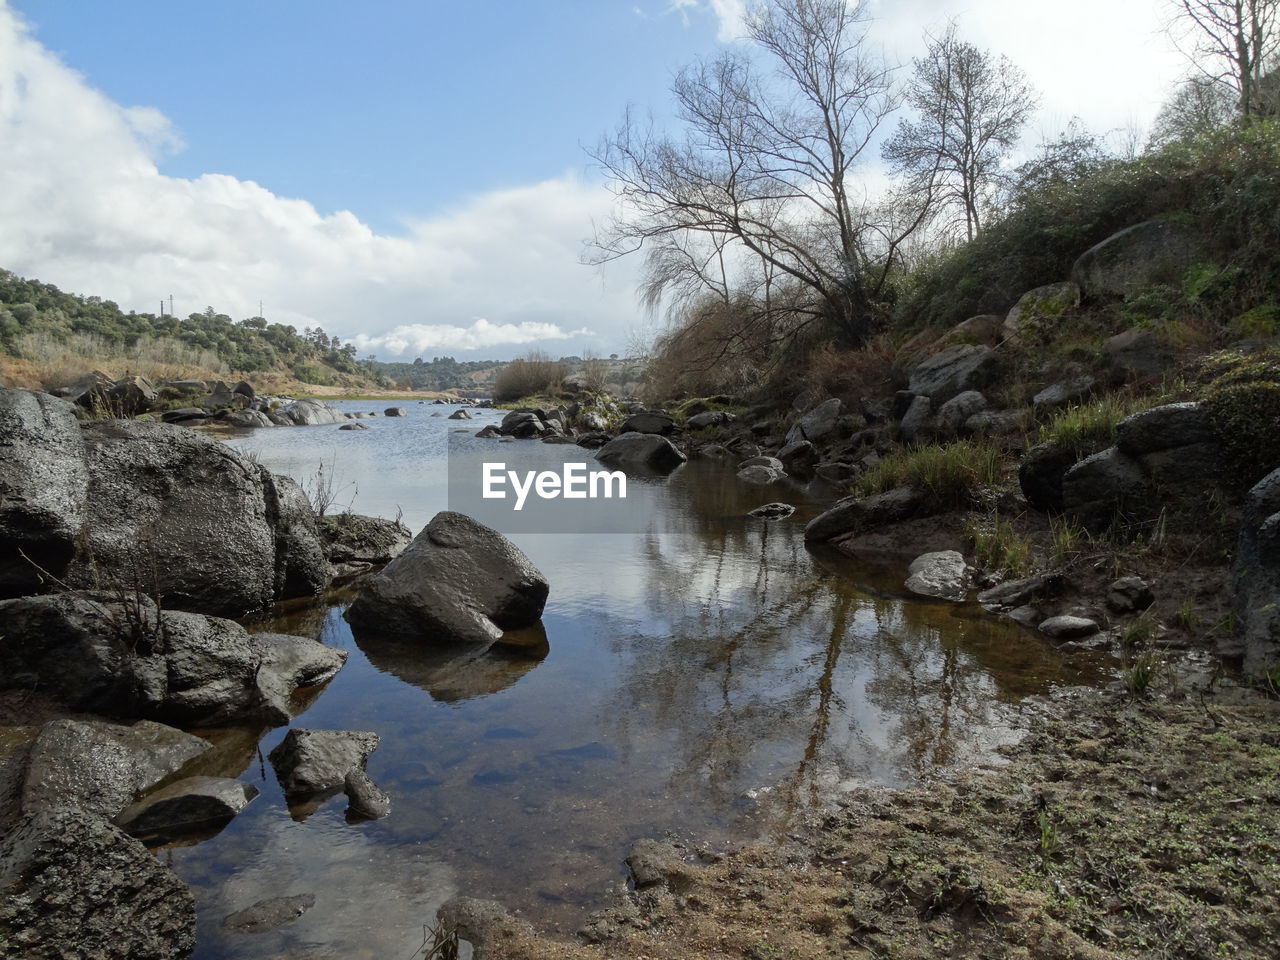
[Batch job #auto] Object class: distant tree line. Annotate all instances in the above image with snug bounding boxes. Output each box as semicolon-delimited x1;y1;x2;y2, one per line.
0;270;389;385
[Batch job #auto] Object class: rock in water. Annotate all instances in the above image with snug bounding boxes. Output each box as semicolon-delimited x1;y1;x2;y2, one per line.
904;550;973;602
1038;615;1100;639
221;895;316;934
115;777;258;839
749;503;795;520
0;592;346;726
316;513;412;578
269;728;379;797
0;808;196;960
344;769;392;821
594;434;687;472
0;389;88;598
346;512;549;645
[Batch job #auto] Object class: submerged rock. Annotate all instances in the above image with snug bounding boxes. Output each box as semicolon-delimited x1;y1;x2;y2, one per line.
221;895;316;935
0;807;196;960
437;896;533;960
344;769;392;821
346;512;549;646
626;838;683;888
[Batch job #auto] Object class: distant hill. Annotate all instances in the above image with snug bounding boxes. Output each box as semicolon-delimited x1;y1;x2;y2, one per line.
0;269;391;392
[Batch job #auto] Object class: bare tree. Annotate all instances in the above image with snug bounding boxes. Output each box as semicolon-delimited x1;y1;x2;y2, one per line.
587;0;927;346
1170;0;1280;117
882;24;1038;242
1149;75;1239;146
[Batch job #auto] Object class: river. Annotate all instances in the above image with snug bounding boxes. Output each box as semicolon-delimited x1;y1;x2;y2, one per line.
168;401;1092;959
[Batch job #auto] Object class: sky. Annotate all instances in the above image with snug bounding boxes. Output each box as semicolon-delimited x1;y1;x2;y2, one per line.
0;0;1188;360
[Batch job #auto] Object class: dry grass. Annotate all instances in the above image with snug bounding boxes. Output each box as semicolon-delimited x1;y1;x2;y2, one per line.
801;335;897;401
12;332;229;389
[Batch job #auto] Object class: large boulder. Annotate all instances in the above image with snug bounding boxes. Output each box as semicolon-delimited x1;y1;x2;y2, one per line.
279;398;346;426
66;419;327;616
907;344;1000;403
316;513;413;578
804;486;924;543
346;512;549;645
1232;467;1280;675
0;592;346;726
0;808;196;960
225;409;273;428
1071;219;1206;299
784;398;842;445
778;439;818;474
0;389;89;598
594;434;687;472
1116;401;1224;497
268;728;384;820
20;719;210;820
1033;376;1096;410
1061;447;1151;532
687;410;736;429
1001;281;1080;342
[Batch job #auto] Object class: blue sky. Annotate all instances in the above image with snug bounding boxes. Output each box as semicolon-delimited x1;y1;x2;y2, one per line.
18;1;713;232
0;1;1186;359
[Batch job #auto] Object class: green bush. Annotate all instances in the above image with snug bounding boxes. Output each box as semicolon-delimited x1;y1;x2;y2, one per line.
964;515;1035;576
1035;394;1146;460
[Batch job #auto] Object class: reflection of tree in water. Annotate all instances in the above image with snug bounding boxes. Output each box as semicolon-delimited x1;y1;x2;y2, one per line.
597;500;1077;810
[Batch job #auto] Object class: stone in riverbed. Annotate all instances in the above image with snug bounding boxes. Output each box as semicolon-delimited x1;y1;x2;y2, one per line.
784;398;841;445
114;776;258;839
339;422;368;430
346;512;549;646
1038;615;1100;639
626;838;683;888
448;409;472;419
268;728;380;798
594;433;687;473
737;464;782;484
222;895;316;935
279;398;346;426
749;502;795;520
344;769;392;821
0;807;196;960
384;407;408;417
904;550;973;602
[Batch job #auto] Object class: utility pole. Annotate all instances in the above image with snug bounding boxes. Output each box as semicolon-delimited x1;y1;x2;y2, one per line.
259;300;264;319
168;294;175;316
159;300;165;316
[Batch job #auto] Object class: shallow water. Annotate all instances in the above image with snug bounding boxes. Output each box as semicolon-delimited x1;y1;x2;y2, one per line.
169;402;1094;958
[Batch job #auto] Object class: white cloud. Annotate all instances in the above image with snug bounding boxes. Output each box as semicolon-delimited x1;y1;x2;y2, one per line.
665;0;746;42
0;3;638;359
353;319;592;355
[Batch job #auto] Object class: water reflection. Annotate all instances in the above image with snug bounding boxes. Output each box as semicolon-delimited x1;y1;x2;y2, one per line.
168;404;1102;954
